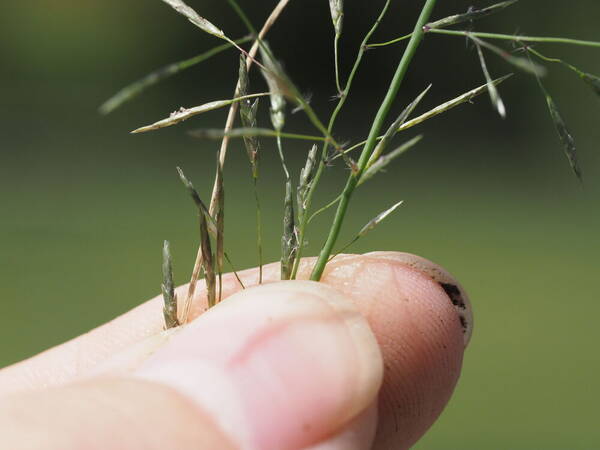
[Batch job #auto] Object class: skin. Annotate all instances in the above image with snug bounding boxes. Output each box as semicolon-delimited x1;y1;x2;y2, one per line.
0;252;470;449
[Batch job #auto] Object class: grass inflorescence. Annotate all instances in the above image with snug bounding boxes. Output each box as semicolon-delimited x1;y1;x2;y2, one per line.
101;0;600;328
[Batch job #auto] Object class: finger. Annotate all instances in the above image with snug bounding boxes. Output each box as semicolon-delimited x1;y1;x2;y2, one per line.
0;281;383;450
0;252;471;448
321;252;470;449
91;251;471;449
0;378;236;450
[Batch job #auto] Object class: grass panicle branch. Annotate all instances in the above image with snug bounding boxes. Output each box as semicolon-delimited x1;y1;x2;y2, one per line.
527;48;600;97
182;0;290;309
310;0;439;281
426;0;518;30
426;28;600;49
289;0;393;279
120;0;599;313
367;0;519;48
329;0;344;94
209;0;290;216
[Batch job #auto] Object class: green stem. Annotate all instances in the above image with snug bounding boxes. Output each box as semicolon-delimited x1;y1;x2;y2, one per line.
307;195;341;225
276;134;291;180
194;128;329;143
253;178;263;284
526;47;582;74
334;33;343;94
367;33;412;48
310;0;438;281
427;29;600;48
290;0;393;279
370;29;600;49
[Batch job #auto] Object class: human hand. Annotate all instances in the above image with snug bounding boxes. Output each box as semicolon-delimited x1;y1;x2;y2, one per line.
0;252;472;450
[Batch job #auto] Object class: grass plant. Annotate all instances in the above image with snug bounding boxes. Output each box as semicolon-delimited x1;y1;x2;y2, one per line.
101;0;600;329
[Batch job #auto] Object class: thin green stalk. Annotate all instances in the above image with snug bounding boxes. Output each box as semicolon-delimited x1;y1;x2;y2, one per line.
289;0;392;279
310;0;439;281
253;179;263;283
426;29;600;48
307;195;340;224
190;127;329;143
329;0;344;93
334;34;343;94
277;135;291;181
367;33;412;48
370;29;600;50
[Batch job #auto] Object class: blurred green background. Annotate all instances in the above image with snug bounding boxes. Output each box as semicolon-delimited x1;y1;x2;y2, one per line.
1;0;599;448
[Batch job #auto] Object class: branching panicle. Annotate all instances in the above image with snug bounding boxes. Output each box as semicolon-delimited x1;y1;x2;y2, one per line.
426;0;518;30
122;0;600;307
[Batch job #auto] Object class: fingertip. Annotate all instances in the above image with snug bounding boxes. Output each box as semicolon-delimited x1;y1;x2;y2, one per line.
318;253;469;448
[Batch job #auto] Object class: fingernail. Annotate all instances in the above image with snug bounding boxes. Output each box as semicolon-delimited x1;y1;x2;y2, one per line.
366;252;473;347
134;281;383;450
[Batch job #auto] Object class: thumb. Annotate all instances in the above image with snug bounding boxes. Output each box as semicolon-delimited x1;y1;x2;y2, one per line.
0;281;383;450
